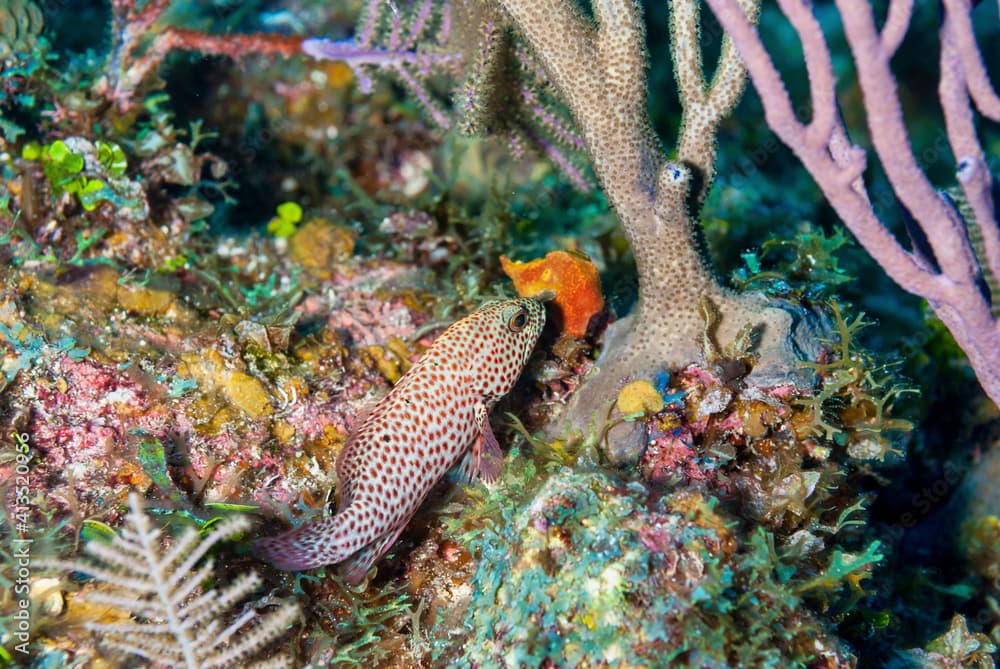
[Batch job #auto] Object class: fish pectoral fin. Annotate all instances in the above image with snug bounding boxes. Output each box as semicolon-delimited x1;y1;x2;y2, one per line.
454;448;476;484
469;403;504;484
339;522;407;586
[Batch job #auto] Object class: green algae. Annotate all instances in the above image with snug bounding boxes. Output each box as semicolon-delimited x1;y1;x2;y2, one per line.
447;463;863;667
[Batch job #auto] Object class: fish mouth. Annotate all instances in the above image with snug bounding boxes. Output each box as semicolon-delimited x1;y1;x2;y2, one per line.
533;289;556;302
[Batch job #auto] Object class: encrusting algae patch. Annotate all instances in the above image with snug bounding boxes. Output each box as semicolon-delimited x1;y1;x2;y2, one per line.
617;379;666;418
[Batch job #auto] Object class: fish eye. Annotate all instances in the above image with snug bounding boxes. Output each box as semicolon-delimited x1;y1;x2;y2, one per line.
507;308;529;332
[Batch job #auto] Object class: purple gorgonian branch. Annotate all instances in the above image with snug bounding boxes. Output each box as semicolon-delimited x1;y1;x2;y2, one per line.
301;39;464;95
303;0;463;128
303;0;590;189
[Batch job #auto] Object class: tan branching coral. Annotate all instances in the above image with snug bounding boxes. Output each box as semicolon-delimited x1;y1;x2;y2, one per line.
495;0;825;460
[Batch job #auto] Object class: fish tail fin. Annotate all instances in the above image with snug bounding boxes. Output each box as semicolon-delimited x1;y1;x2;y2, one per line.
254;512;360;572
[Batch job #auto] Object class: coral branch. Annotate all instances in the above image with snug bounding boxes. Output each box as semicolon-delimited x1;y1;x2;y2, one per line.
301;37;462;96
773;0;834;146
941;0;1000;120
837;1;980;282
593;0;648;115
673;0;759;207
879;0;914;57
302;0;461;127
940;0;1000;287
706;0;1000;406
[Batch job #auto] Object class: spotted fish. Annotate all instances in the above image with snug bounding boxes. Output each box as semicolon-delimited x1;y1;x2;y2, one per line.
254;297;545;583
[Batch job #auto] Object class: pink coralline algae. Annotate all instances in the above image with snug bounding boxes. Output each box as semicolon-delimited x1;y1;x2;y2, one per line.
34;359;149;462
26;358;160;496
300;261;431;347
642;430;711;486
323;298;419;347
19;353;273;512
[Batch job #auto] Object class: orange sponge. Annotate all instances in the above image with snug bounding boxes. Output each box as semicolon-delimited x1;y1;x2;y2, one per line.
501;250;604;338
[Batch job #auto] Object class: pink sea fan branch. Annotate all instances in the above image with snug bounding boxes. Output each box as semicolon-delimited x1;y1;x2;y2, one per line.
939;0;1000;285
302;37;462;98
879;0;914;57
941;0;1000;120
705;0;1000;406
